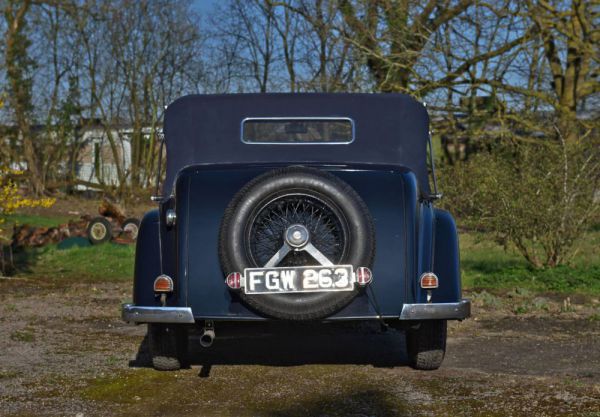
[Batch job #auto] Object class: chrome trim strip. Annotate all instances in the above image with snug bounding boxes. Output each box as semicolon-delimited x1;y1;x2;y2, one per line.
400;299;471;320
122;304;195;324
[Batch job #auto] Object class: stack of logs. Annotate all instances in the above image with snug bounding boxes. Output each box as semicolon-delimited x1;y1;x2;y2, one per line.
10;200;128;249
11;216;91;249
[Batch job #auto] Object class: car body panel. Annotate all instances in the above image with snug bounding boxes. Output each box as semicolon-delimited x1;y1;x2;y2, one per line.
126;93;468;324
163;93;431;196
177;165;413;319
131;163;464;321
432;208;462;302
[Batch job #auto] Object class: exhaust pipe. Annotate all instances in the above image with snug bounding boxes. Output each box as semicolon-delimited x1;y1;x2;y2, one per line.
199;329;215;347
199;321;215;348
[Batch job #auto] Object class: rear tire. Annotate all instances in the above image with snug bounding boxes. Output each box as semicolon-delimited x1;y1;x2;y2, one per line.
406;320;447;370
148;324;188;371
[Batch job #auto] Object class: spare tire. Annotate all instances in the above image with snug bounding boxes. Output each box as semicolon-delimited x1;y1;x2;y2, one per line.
219;166;375;320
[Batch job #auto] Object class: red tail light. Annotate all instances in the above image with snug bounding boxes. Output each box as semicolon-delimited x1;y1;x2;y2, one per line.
420;272;439;289
226;272;242;289
356;267;373;286
154;275;174;293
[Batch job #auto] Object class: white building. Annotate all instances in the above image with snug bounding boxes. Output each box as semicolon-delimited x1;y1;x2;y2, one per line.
74;121;161;190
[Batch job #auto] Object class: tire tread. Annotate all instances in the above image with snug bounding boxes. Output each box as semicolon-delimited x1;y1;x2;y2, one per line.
148;324;188;371
406;320;447;370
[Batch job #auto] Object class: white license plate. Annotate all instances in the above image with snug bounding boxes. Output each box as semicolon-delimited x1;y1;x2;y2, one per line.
243;265;354;294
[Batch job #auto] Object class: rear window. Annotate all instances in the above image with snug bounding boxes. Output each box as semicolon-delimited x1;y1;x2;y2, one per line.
242;118;354;144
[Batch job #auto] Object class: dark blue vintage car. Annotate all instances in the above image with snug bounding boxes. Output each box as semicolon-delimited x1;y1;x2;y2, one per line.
122;93;470;371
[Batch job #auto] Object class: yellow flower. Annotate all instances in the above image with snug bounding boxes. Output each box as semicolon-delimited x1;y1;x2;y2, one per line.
0;167;55;238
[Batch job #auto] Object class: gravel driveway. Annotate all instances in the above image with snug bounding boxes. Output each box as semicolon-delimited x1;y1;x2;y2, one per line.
1;278;598;416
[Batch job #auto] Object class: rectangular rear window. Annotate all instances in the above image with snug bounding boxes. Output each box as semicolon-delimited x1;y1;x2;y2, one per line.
242;118;354;144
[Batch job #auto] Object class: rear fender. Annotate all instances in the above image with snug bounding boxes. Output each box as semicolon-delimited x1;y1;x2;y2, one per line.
133;210;161;306
132;209;178;307
431;208;461;302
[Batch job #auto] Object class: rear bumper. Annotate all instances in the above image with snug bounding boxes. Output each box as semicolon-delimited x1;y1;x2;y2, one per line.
122;304;195;324
122;299;471;323
400;299;471;320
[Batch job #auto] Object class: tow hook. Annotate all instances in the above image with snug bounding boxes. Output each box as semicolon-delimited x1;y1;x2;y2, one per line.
199;320;215;348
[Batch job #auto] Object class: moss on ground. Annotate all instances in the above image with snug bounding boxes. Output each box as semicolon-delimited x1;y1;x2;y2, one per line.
78;365;600;417
10;328;35;343
81;366;410;416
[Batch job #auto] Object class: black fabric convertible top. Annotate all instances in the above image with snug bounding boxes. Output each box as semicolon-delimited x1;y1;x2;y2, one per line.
163;93;431;195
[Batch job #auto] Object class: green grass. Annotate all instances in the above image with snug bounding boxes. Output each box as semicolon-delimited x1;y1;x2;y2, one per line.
3;213;134;282
3;213;73;228
7;212;598;296
461;231;600;295
15;243;135;282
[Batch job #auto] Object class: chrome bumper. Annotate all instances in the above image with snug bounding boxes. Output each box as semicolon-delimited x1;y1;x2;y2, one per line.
400;299;471;320
121;304;195;324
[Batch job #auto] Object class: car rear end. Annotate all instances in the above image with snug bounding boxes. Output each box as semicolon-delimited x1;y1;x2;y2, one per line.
122;93;470;370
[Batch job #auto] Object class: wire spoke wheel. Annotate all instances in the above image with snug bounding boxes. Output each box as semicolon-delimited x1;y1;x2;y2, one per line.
247;194;347;267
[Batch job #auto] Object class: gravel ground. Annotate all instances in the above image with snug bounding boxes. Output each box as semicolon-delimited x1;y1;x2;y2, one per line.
0;278;599;417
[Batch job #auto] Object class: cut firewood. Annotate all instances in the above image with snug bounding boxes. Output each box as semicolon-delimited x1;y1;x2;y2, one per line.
98;199;126;224
11;217;90;249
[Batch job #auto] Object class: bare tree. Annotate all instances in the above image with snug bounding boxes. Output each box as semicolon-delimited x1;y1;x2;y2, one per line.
513;1;597;142
289;0;361;91
435;0;599;145
3;0;44;194
267;0;301;91
210;0;279;92
338;0;473;93
49;0;202;195
337;0;545;102
31;2;82;189
2;0;597;197
107;0;202;188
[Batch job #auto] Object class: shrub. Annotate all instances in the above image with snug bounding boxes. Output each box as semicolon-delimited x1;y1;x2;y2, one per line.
0;168;55;240
440;134;599;268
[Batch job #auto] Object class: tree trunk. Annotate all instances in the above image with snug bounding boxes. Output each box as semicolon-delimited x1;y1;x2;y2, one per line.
3;0;45;195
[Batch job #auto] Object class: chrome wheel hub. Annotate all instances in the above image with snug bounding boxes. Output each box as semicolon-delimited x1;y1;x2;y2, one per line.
285;224;309;248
